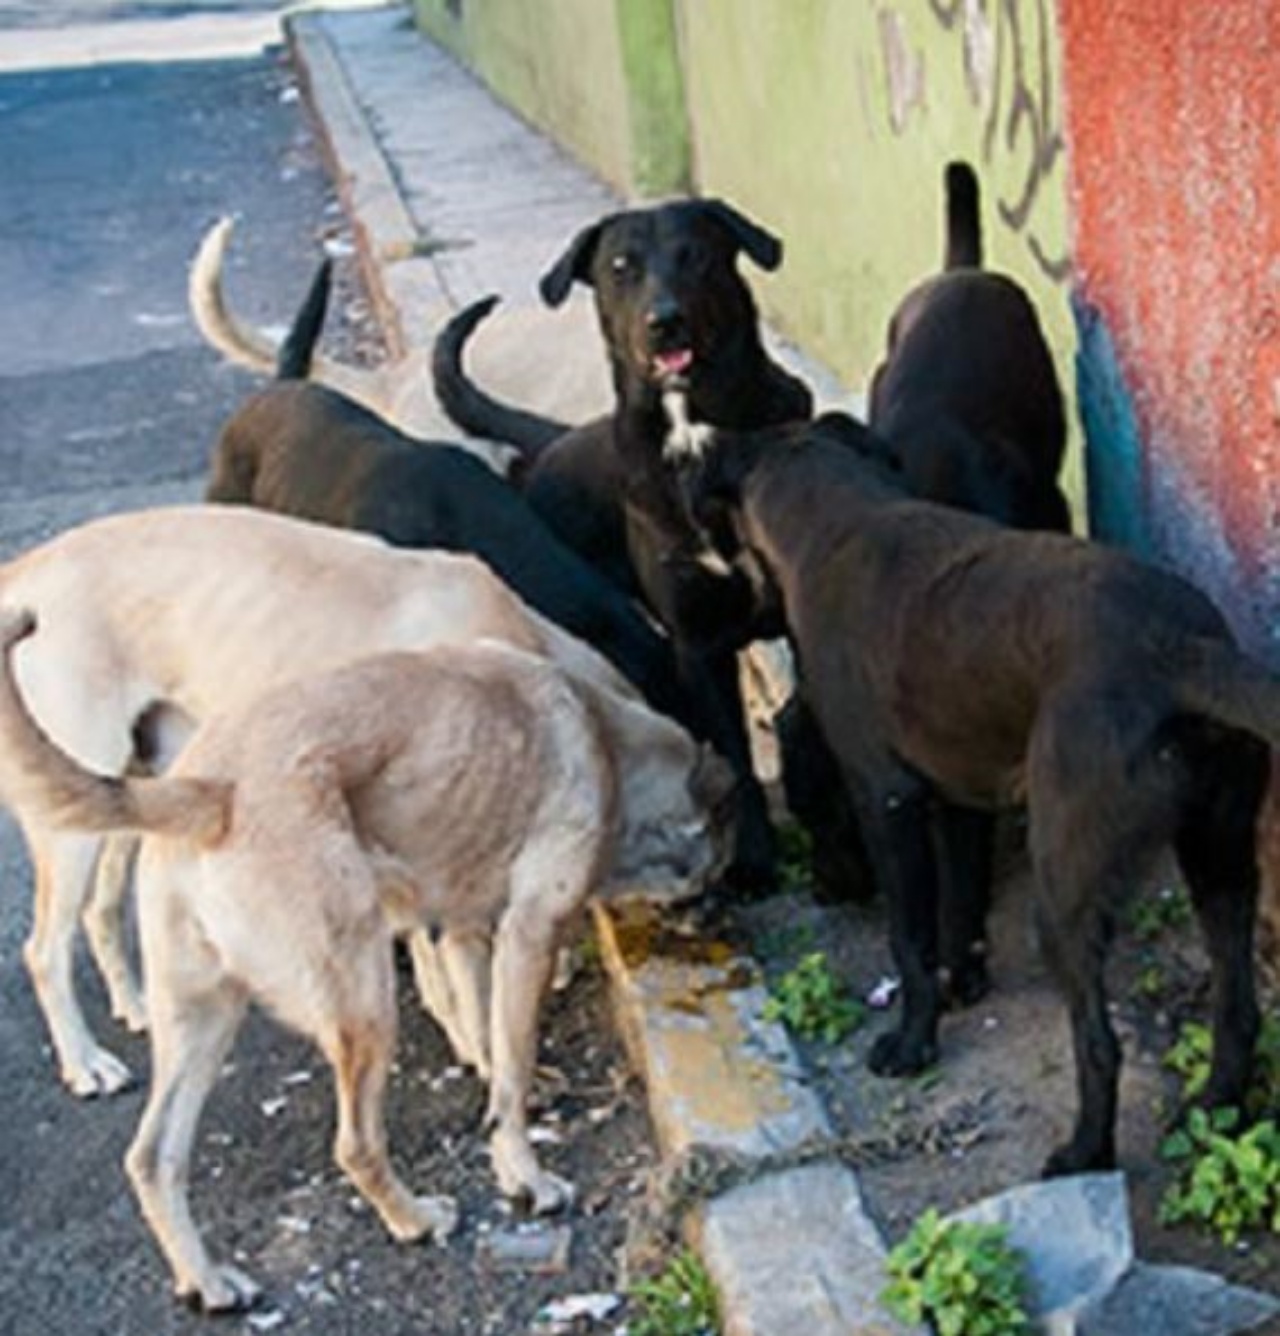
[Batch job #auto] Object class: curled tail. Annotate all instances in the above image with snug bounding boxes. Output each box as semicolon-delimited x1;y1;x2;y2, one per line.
0;611;229;845
943;162;983;270
189;216;335;384
1173;636;1280;746
431;295;570;461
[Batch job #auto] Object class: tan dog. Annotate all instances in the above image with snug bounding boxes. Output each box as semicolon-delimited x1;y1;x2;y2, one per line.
0;612;729;1311
0;504;644;1097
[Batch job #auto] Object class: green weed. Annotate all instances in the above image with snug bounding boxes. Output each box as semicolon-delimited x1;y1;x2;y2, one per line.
628;1249;720;1336
1159;1108;1280;1245
762;951;866;1044
881;1208;1031;1336
1126;884;1191;941
1163;1016;1280;1116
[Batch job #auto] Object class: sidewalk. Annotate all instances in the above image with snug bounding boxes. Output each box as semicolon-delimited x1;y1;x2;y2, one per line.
287;6;906;1334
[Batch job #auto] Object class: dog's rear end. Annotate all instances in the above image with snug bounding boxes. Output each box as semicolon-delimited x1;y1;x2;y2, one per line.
869;163;1070;532
0;618;723;1310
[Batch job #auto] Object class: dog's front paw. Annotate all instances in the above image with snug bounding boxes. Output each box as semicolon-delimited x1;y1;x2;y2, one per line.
1042;1138;1114;1179
178;1263;263;1314
63;1045;134;1098
390;1193;459;1245
520;1169;576;1217
113;992;149;1034
868;1029;937;1077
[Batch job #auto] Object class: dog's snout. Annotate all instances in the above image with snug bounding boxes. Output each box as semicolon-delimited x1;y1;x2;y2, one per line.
646;299;685;344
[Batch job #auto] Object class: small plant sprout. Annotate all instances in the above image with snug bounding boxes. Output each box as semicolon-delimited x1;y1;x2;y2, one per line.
776;819;814;894
1135;962;1164;999
881;1207;1032;1336
763;951;866;1043
1159;1108;1280;1245
628;1249;720;1336
1164;1015;1280;1116
1126;883;1191;941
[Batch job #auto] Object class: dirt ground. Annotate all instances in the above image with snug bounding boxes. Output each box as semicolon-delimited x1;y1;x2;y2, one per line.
731;817;1280;1319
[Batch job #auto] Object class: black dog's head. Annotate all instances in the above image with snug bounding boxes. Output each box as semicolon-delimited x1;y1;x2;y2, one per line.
539;199;796;418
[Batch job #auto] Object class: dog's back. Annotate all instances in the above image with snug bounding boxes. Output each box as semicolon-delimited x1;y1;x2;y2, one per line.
869;167;1069;532
209;383;700;732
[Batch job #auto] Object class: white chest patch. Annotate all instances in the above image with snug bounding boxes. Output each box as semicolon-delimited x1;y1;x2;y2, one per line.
662;391;717;464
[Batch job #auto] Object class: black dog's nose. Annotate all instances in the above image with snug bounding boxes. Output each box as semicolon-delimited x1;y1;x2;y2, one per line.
646;299;685;343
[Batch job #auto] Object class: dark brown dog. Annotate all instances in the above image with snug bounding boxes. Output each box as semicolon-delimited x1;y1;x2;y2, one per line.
433;199;815;890
680;420;1273;1176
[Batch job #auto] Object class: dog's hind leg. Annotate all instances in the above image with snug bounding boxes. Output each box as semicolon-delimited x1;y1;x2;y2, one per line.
931;802;995;1007
325;940;458;1245
1174;732;1268;1115
83;833;146;1032
1028;700;1181;1176
407;927;492;1077
439;927;492;1079
126;879;254;1311
22;825;134;1095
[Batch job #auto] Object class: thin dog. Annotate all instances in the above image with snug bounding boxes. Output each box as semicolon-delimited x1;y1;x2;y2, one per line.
0;505;648;1096
0;613;730;1311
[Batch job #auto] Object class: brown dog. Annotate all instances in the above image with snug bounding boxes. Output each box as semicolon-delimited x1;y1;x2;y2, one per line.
0;612;730;1311
0;505;643;1097
680;420;1274;1176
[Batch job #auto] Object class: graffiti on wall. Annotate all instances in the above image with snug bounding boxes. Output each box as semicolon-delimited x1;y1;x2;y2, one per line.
881;0;1070;283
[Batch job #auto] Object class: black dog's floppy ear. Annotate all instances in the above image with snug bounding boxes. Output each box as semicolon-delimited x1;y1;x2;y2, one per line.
698;199;784;272
539;218;608;307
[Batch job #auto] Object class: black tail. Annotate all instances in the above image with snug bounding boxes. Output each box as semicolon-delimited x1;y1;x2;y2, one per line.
432;295;571;461
943;162;982;271
275;256;333;380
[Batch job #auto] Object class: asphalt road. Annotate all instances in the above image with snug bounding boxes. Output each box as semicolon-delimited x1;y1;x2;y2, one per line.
0;8;361;1330
0;11;652;1332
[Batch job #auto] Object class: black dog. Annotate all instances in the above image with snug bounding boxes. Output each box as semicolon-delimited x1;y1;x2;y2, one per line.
778;165;1072;914
868;162;1071;532
433;199;815;890
679;419;1272;1176
206;265;702;736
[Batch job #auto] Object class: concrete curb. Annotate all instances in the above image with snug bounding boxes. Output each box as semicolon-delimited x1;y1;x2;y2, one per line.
286;8;903;1331
288;10;428;359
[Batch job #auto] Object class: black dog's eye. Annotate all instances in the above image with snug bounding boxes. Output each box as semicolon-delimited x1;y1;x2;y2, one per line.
610;251;639;283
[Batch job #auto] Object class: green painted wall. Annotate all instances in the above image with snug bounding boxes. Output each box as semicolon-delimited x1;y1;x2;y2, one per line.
413;0;689;197
412;0;1081;512
675;0;1081;510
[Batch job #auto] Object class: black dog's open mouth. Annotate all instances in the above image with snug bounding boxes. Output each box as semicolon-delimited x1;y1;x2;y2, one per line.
652;347;694;383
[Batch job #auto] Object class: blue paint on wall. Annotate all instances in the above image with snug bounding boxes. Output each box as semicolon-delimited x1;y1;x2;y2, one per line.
1072;292;1148;554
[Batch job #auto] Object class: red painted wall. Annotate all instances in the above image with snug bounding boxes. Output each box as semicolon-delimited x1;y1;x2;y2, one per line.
1059;0;1279;660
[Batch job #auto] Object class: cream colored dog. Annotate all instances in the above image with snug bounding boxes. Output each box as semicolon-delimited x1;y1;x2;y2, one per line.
0;504;647;1097
0;612;728;1311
